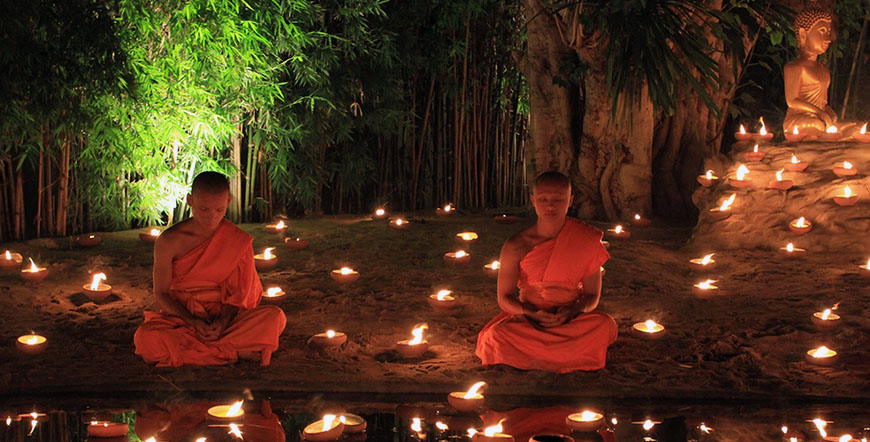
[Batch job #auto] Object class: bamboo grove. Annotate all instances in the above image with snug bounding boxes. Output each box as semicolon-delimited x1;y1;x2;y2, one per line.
0;0;528;241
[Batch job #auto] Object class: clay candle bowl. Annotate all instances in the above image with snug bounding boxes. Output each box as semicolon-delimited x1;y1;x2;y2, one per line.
389;218;410;230
472;420;514;442
786;125;807;142
262;287;286;303
689;254;716;272
428;289;457;311
631;213;651;227
566;411;604;432
855;123;870;142
833;161;856;177
87;421;128;438
254;247;277;270
806;346;838;366
495;214;520;224
445;250;471;264
139;228;161;243
729;164;752;188
0;251;22;270
331;267;360;284
858;258;870;277
448;381;486;412
339;414;367;434
779;243;806;258
768;169;793;190
743;144;765;162
312;330;347;348
834;186;858;206
789;217;813;235
708;193;736;220
734;124;754;142
264;220;286;234
82;272;112;302
785;155;809;172
605;225;630;239
285;237;309;250
753;117;774;142
821;126;840;142
631;320;665;339
483;260;500;278
75;234;101;247
697;170;720;188
303;414;344;441
20;259;49;282
692;279;720;297
812;309;841;330
396;323;428;358
16;335;47;354
456;232;479;243
436;204;455;217
372;208;388;220
207;401;245;421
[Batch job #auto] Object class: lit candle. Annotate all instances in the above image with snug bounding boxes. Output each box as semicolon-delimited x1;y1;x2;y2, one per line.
139;228;161;243
330;267;360;284
86;421;129;438
82;272;112;301
16;334;47;354
471;419;514;442
789;217;813;235
265;219;286;234
689;253;716;271
858;258;870;276
448;381;486;412
437;204;455;217
20;258;49;282
729;164;752;188
0;250;22;270
373;207;388;220
786;125;806;142
483;260;500;278
457;232;479;242
767;168;793;190
806;346;838;366
261;286;286;302
339;414;367;434
779;242;806;258
834;185;859;206
734;124;753;142
428;289;457;311
822;125;840;141
389;218;410;230
754;117;773;142
444;250;471;264
254;247;278;270
632;213;652;227
743;144;765;162
631;320;665;339
709;193;736;220
75;234;102;247
285;237;309;250
302;414;345;441
207;401;245;420
812;306;841;330
855;123;870;142
565;411;604;432
833;161;856;177
396;323;429;359
311;329;348;348
692;279;719;297
697;169;719;187
606;225;630;239
784;154;809;172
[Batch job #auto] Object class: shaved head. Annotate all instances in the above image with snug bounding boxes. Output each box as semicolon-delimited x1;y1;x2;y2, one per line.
532;170;571;193
191;171;230;195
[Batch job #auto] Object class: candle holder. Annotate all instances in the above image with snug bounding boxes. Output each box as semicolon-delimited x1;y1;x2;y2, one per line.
743;150;765;162
82;283;113;302
689;256;716;272
708;208;732;221
834;193;859;206
139;229;161;243
631;321;665;339
779;244;806;258
311;331;347;348
436;205;455;217
447;390;485;413
264;221;286;235
20;265;49;283
784;161;809;173
631;214;651;227
728;178;753;189
472;432;515;442
285;237;309;250
854;126;870;143
86;422;129;438
340;414;367;434
767;179;793;190
697;174;720;188
811;311;841;330
565;411;604;432
692;281;720;298
428;291;458;311
858;261;870;277
495;214;520;224
456;232;479;243
372;208;388;220
389;218;410;230
444;251;471;264
805;347;838;366
788;218;813;235
207;403;245;421
833;165;857;177
785;131;807;143
261;287;286;303
75;235;102;247
396;340;429;359
0;252;22;270
302;416;344;441
254;254;277;270
331;268;360;284
483;261;500;279
16;335;47;354
605;226;630;239
734;127;754;142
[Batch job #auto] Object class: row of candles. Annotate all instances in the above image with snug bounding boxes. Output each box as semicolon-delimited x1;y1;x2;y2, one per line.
735;117;870;143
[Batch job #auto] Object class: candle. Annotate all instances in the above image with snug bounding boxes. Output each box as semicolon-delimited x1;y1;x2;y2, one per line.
311;330;348;348
339;414;367;434
689;253;716;271
768;169;793;190
812;307;841;330
708;193;736;220
331;267;360;284
396;323;429;358
302;414;345;441
734;124;753;142
82;272;112;301
784;154;809;172
20;258;49;282
822;125;840;142
207;401;245;420
139;228;161;243
254;247;277;270
373;208;388;220
779;242;806;258
834;185;859;206
605;225;630;239
631;213;652;227
389;218;410;230
631;320;665;339
565;411;604;432
697;169;720;187
692;279;719;297
855;123;870;142
16;334;47;354
285;237;309;250
261;286;286;302
833;161;856;177
786;125;806;142
729;164;752;188
436;204;455;217
789;217;813;235
858;258;870;276
444;250;471;264
0;250;22;270
456;231;479;242
75;234;102;247
743;144;765;162
472;419;514;442
494;214;519;224
86;421;129;438
264;219;286;234
428;289;457;311
754;117;773;142
806;346;838;366
483;260;500;278
448;381;486;412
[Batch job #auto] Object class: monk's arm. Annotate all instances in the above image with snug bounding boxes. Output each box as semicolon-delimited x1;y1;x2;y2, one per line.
152;236;199;325
495;240;525;315
577;268;603;313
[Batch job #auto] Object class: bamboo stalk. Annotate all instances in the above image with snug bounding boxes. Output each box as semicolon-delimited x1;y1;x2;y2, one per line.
36;150;43;238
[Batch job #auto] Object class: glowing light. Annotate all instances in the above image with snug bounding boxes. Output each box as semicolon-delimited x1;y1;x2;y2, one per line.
843;186;852;198
697;279;717;290
29;258;38;272
705;170;713;180
776;169;784;181
436;290;452;301
736;164;749;181
644;320;657;331
719;193;736;211
326;330;337;338
265;287;282;297
843;161;853;169
782;426;788;434
611;417;618;425
614;225;623;234
463;381;486;399
864;258;870;270
150;228;160;236
490;260;500;269
408;323;428;345
860;123;867;134
827;125;838;134
791;155;800;164
455;250;467;258
4;250;10;260
786;243;794;252
196;438;206;442
484;419;506;437
700;254;713;265
793;125;800;135
411;417;422;433
758;117;768;135
4;416;9;426
739;124;746;134
396;219;404;225
340;267;354;275
821;309;832;320
643;419;654;431
579;411;600;421
436;421;448;431
29;418;37;435
276;220;285;229
322;414;336;432
263;247;275;260
376;208;385;216
839;435;854;442
813;418;827;438
89;273;107;290
228;423;243;439
27;336;38;345
794;217;808;228
443;204;452;212
458;232;478;241
146;438;157;442
811;346;835;358
468;428;478;437
227;401;243;417
753;144;759;153
699;423;712;433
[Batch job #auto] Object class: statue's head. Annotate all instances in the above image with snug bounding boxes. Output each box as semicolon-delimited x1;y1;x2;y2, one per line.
795;6;833;54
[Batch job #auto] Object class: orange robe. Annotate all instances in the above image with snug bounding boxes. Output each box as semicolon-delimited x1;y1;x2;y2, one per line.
476;218;617;373
134;219;286;367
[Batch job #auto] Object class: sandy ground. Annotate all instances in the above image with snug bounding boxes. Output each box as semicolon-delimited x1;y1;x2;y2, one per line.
0;211;868;402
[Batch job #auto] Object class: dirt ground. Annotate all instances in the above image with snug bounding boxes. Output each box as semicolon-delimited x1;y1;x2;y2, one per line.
0;211;868;402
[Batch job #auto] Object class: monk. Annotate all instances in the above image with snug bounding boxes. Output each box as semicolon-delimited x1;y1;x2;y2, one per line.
476;171;617;373
134;171;286;367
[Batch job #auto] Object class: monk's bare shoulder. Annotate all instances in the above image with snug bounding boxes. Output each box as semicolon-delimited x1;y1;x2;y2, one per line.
502;225;538;258
154;219;197;260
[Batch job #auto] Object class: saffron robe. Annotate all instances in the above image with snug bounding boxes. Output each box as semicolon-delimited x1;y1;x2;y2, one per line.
134;219;286;367
476;218;617;373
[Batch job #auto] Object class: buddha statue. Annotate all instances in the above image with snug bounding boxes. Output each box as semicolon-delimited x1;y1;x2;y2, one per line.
783;6;858;137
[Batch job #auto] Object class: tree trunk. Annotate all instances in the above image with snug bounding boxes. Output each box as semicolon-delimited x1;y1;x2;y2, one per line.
228;119;243;222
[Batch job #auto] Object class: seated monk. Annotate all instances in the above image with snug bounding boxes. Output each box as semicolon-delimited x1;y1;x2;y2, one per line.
134;171;286;367
476;171;617;373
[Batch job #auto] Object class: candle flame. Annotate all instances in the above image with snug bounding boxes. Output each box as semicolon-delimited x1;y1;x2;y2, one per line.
634;214;641;220
705;170;713;179
195;438;206;442
843;161;853;169
644;320;658;331
89;273;107;290
793;125;799;135
786;243;794;252
228;423;243;438
146;438;157;442
826;125;838;134
490;260;500;269
29;419;37;435
643;419;655;431
227;401;243;417
436;289;452;301
776;169;784;181
468;428;478;437
700;423;712;434
443;204;452;212
4;416;9;426
484;419;506;437
813;418;827;437
782;426;788;434
266;287;282;297
322;414;336;432
263;247;275;259
821;309;832;320
736;164;749;180
4;250;9;260
411;417;422;433
861;123;867;134
326;329;336;338
697;279;717;290
739;124;746;134
150;228;160;236
753;144;759;153
719;193;736;211
460;232;477;240
839;436;853;442
436;421;448;431
795;217;807;228
579;411;599;421
791;154;799;164
865;258;870;269
276;220;285;229
611;417;618;425
375;208;385;216
29;258;38;272
463;381;486;399
396;219;404;225
759;117;767;135
340;267;353;275
27;336;38;345
614;225;623;234
408;323;428;345
844;186;852;198
700;254;714;265
455;250;467;258
811;347;834;358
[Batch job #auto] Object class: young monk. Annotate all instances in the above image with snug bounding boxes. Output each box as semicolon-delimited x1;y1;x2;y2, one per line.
476;171;617;372
134;171;286;367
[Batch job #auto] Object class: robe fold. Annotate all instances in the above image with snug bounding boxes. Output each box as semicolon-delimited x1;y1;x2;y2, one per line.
134;219;286;367
476;218;617;373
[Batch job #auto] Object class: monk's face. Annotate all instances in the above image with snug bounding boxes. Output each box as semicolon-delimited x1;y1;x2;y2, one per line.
530;181;573;220
187;189;231;230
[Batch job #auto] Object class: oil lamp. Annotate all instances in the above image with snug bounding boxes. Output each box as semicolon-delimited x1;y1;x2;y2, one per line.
753;117;773;142
858;258;870;277
339;414;367;434
821;125;840;142
784;154;809;172
262;286;286;302
689;253;716;271
565;411;604;432
436;204;455;217
264;219;286;234
734;124;753;142
389;218;410;230
854;123;870;142
806;346;838;366
834;185;858;206
692;279;720;297
605;225;630;239
372;207;388;220
708;193;736;220
729;164;752;188
20;258;49;282
0;250;22;270
428;289;457;311
833;161;856;177
444;250;471;264
75;234;101;247
631;320;665;339
631;213;651;227
448;381;486;412
779;242;806;258
789;217;812;235
82;272;112;301
483;260;500;278
285;237;309;250
697;169;719;187
743;144;765;162
331;267;359;284
768;169;793;190
786;125;806;142
472;419;514;442
254;247;277;270
16;334;47;354
396;323;429;358
207;401;245;421
812;307;841;330
456;232;479;242
302;414;344;441
312;330;347;348
87;421;129;438
139;228;161;243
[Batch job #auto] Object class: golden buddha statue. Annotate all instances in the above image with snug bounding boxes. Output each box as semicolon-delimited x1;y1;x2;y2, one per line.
783;6;858;137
